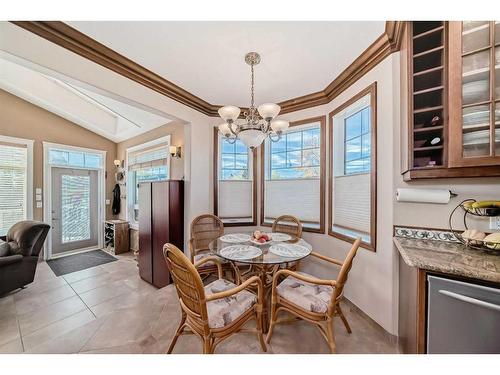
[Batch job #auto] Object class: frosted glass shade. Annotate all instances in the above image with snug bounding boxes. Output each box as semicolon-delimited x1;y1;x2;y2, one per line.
218;122;232;137
218;106;241;122
271;119;289;133
238;129;267;149
257;103;281;120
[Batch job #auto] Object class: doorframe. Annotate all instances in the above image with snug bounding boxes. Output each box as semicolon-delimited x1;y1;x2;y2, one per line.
43;142;106;260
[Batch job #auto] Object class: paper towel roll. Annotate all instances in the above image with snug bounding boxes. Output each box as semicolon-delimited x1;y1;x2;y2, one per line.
396;188;452;204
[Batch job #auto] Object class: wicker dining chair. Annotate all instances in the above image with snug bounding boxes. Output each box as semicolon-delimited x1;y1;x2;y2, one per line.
189;214;234;280
163;243;266;354
266;238;362;354
272;215;303;271
272;215;303;238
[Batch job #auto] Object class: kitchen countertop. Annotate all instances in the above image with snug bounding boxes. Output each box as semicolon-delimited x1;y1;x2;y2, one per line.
394;237;500;284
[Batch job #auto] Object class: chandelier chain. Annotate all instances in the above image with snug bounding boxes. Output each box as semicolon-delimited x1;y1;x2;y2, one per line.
250;63;255;110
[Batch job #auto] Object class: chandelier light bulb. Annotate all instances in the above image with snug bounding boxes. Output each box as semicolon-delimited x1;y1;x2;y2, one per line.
218;122;232;137
218;106;241;122
270;119;290;133
257;103;281;120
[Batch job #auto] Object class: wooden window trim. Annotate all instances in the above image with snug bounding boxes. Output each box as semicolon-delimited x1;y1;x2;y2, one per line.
260;116;327;234
213;128;257;227
328;83;377;251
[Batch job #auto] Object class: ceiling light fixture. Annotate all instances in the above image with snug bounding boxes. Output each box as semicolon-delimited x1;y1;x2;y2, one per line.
217;52;289;149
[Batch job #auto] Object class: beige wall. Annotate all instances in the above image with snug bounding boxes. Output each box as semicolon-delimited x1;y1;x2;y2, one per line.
0;89;117;220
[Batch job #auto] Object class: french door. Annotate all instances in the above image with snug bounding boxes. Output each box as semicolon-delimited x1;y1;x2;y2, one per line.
51;167;98;256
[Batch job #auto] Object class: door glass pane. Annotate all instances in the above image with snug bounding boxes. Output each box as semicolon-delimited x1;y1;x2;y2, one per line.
462;50;490;105
462;105;491;158
462;21;490;54
61;175;90;243
495;22;500;45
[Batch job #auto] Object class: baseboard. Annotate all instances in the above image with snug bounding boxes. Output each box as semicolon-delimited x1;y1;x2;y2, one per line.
342;298;400;347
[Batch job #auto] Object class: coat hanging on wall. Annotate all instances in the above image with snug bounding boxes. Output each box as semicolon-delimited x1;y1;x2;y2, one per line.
112;184;121;215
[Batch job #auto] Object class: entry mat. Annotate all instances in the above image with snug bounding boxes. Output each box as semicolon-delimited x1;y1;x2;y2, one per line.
47;249;117;276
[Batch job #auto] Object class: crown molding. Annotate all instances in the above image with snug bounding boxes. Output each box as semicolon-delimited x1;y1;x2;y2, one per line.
10;21;405;117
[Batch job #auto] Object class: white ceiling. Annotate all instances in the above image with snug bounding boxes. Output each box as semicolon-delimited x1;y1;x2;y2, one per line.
68;21;385;107
0;54;172;142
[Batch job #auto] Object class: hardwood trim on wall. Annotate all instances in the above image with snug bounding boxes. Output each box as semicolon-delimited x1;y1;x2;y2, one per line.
213;127;257;227
11;21;405;117
11;21;219;116
260;116;327;234
328;83;377;251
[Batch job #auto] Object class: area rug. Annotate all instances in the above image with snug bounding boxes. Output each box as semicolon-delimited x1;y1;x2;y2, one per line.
47;249;117;276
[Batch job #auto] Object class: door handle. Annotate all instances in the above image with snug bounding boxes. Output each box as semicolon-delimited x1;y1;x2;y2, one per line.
439;289;500;312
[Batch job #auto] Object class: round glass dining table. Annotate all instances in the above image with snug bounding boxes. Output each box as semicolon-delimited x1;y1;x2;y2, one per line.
208;232;313;332
208;232;312;265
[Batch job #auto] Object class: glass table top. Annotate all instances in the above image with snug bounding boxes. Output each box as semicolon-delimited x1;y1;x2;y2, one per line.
208;232;312;265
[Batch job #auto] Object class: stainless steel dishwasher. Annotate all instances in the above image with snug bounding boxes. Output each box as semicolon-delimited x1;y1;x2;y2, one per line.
427;275;500;353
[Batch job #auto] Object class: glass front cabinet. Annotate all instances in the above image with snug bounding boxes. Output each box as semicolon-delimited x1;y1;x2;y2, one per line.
449;21;500;167
403;21;500;180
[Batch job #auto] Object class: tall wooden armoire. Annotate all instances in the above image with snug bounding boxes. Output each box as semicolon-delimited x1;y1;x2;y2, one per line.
138;180;184;288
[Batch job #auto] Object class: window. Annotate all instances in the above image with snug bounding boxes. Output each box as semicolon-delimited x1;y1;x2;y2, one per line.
268;127;321;179
344;106;371;175
261;117;326;233
0;137;33;236
329;83;377;251
220;139;249;180
126;137;171;227
48;149;103;169
214;129;256;226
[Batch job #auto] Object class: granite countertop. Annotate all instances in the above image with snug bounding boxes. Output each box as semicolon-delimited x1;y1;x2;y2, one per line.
393;237;500;284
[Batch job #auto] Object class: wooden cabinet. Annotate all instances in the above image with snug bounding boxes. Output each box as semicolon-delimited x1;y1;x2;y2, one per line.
138;180;184;288
402;21;500;180
448;21;500;167
104;220;129;255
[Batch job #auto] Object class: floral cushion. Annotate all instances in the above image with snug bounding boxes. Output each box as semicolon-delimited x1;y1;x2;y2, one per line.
194;252;229;267
204;279;256;329
276;272;333;314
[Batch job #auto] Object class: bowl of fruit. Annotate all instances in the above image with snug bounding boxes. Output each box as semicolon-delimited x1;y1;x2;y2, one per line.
250;230;272;245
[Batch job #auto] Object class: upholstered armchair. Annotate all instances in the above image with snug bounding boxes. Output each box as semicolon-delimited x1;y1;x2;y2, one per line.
266;238;362;353
0;220;50;296
163;243;266;354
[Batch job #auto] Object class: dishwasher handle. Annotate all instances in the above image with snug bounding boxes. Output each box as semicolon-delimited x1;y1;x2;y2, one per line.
439;289;500;313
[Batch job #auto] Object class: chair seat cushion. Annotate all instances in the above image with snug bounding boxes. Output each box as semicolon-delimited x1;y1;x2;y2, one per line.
194;252;229;267
204;278;256;329
276;272;334;314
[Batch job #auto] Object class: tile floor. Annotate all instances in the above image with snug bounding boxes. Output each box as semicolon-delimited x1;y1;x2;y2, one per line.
0;252;399;354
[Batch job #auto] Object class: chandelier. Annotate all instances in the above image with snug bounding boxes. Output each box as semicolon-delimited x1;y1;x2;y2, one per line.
217;52;289;149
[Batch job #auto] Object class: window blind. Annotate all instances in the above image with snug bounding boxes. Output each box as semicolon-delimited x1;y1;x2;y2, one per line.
128;144;169;171
216;136;254;223
264;179;320;224
333;173;370;234
0;144;27;236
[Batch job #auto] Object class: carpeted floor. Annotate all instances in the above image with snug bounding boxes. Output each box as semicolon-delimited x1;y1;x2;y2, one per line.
47;249;117;276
